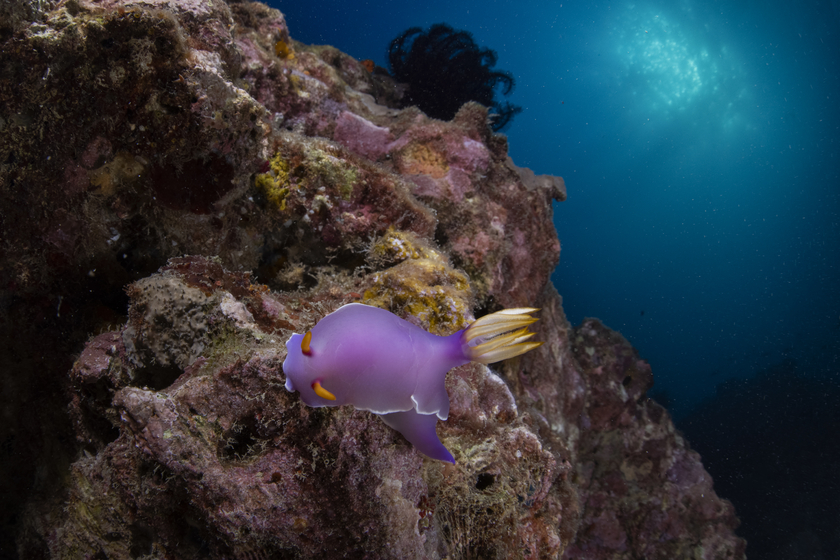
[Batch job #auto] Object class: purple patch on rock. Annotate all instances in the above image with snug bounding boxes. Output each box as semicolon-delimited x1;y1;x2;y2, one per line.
332;111;394;161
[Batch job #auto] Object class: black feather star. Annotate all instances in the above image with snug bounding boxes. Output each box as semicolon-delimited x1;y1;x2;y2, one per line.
387;23;522;132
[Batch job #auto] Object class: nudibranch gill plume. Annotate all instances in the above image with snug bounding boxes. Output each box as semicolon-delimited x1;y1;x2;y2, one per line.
283;303;542;463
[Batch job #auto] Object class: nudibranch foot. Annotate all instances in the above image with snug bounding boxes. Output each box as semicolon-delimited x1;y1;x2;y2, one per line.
380;409;455;464
463;307;544;364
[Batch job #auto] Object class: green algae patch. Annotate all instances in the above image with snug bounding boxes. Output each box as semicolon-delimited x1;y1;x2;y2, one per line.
303;144;359;201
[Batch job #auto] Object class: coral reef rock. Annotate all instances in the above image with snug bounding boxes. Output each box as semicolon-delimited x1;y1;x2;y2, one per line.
0;0;744;558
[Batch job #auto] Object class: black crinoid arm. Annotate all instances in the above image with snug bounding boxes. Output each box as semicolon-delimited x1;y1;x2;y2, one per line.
387;23;522;132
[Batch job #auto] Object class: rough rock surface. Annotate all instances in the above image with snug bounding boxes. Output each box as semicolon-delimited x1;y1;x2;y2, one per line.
0;0;745;558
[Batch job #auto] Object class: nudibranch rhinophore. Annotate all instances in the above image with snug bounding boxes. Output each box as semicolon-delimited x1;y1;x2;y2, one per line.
282;303;542;463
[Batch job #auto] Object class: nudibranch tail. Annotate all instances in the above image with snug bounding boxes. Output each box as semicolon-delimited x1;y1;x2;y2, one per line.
463;307;544;364
379;410;455;464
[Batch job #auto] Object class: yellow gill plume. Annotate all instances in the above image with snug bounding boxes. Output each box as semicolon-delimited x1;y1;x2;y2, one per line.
463;308;543;364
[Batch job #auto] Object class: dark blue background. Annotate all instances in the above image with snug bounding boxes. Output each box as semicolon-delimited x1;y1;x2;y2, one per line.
271;0;840;418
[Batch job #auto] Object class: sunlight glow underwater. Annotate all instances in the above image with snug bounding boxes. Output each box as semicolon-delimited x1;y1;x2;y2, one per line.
612;6;748;131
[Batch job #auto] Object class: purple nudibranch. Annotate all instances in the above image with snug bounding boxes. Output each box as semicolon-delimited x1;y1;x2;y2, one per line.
283;303;542;463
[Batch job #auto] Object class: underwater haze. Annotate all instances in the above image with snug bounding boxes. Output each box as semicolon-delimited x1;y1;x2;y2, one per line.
275;0;840;419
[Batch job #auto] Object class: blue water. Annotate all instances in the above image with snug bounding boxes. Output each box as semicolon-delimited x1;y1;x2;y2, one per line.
272;0;840;418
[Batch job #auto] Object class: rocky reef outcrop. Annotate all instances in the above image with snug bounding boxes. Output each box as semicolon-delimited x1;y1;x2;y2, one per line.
0;0;745;558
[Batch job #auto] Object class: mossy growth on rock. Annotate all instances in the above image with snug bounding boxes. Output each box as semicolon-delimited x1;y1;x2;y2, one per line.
366;228;440;268
425;430;555;560
363;230;471;334
256;138;361;214
302;143;359;201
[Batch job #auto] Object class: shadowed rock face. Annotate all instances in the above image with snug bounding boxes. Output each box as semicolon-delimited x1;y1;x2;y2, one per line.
2;1;743;558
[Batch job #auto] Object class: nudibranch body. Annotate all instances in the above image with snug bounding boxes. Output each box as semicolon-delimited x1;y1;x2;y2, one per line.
283;303;542;463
